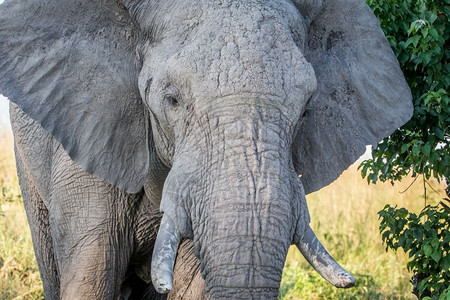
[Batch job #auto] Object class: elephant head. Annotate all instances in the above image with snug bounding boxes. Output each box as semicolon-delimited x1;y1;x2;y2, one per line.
0;0;412;298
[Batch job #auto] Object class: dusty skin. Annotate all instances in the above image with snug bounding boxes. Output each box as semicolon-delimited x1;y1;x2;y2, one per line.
0;0;412;299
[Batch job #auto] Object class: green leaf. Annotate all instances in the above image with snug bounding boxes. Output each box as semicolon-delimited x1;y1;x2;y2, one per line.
418;277;429;295
422;143;432;157
421;53;431;65
430;248;442;263
428;12;438;24
438;289;450;300
412;144;421;155
441;255;450;271
401;144;409;153
370;173;378;184
430;237;439;249
429;28;439;40
412;35;420;48
424;244;433;257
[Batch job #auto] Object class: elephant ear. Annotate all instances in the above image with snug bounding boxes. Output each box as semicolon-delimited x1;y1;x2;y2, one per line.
293;0;413;194
0;0;149;193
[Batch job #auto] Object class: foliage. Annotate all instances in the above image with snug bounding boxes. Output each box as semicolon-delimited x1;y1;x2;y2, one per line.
360;1;449;298
379;202;450;299
361;0;449;184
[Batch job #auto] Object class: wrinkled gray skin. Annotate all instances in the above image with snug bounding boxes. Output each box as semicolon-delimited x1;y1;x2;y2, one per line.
0;0;413;299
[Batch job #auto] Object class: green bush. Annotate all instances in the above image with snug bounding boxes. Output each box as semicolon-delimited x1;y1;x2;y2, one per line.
361;0;449;299
379;201;450;299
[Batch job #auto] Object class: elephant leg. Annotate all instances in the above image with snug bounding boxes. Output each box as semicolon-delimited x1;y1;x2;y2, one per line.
15;154;60;299
47;145;139;299
11;104;60;299
169;239;207;300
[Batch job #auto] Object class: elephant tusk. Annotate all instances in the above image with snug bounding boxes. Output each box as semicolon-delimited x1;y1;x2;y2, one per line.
151;214;181;294
296;226;356;288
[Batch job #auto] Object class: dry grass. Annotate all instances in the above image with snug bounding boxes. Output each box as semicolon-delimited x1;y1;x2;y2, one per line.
0;127;446;299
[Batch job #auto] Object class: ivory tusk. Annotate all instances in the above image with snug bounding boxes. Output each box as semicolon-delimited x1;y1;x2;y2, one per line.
151;214;181;294
296;226;356;288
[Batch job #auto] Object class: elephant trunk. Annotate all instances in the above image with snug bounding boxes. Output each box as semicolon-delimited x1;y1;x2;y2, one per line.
195;154;300;298
186;109;307;298
151;102;353;297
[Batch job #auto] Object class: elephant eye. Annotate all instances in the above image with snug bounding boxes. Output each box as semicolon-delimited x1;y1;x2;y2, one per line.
164;95;179;108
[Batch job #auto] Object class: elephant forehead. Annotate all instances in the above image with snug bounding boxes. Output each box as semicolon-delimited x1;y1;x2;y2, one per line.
169;0;316;108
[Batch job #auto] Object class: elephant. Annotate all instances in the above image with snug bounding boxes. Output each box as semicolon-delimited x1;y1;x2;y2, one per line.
0;0;413;298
